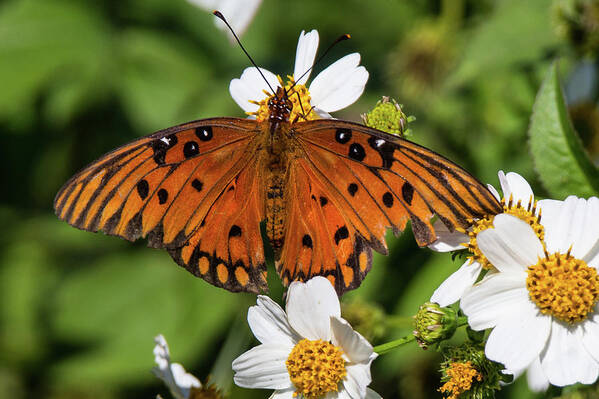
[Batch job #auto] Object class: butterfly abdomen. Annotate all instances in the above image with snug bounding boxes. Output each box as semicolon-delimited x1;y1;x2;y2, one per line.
265;173;286;250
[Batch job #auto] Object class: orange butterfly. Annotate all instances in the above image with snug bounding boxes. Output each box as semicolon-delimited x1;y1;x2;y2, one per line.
54;28;501;295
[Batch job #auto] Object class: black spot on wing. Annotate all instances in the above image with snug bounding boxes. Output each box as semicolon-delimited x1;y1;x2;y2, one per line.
195;126;213;141
191;178;203;192
335;128;352;144
302;234;313;248
157;188;168;204
348;143;366;161
151;134;177;165
367;136;396;169
183;141;200;158
382;192;394;208
334;226;349;244
229;225;242;237
347;183;358;196
137;180;149;199
402;182;414;205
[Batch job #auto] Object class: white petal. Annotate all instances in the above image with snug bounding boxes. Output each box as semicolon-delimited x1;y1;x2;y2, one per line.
536;198;562;229
428;219;469;252
313;107;333;119
431;261;482;306
343;363;373;399
487;183;501;202
582;313;599;362
579;196;599;265
152;335;201;399
195;0;262;38
248;295;300;346
330;317;375;364
559;197;597;259
476;214;544;274
365;388;382;399
229;67;279;112
309;53;368;112
153;334;171;370
232;344;292;390
461;272;530;330
499;171;534;208
286;276;340;340
484;308;551;371
293;30;319;85
269;388;296;399
526;357;550;392
540;321;599;386
542;196;583;254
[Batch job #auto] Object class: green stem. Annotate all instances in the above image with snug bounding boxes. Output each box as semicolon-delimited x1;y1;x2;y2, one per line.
457;316;468;327
373;335;416;355
385;315;414;328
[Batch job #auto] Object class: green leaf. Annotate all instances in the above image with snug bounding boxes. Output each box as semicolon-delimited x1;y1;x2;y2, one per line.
50;250;243;388
0;241;55;365
449;0;558;86
528;62;599;198
116;29;211;133
0;0;112;128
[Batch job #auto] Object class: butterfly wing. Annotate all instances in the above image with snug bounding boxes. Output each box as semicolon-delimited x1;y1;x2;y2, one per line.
54;117;268;292
279;120;501;294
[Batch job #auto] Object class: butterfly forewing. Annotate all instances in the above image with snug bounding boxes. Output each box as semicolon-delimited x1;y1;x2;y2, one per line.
54;117;271;292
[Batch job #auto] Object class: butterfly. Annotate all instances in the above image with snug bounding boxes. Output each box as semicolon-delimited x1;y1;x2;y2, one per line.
54;81;501;295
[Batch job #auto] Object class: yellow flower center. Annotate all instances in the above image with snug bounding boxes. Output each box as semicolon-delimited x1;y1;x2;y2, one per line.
439;361;482;399
461;195;544;270
527;250;599;323
249;75;319;122
285;339;347;399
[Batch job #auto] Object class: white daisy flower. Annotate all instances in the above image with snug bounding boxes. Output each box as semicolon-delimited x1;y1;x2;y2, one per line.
188;0;262;40
153;334;201;399
229;29;369;122
461;195;599;387
232;276;381;399
429;171;544;307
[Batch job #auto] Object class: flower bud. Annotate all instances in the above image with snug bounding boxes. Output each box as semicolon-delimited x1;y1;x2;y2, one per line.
362;97;414;136
413;302;458;349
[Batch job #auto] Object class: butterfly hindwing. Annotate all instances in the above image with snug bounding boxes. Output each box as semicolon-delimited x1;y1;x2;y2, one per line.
278;159;372;294
168;160;267;292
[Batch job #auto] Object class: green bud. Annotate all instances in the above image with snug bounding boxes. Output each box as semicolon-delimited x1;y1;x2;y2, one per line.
362;97;414;137
413;302;458;349
439;343;509;399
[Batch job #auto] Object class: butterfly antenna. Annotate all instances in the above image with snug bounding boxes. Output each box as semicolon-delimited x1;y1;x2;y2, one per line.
213;10;275;94
290;33;351;91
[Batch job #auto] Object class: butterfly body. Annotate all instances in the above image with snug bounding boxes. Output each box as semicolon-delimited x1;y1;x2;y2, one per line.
55;87;501;295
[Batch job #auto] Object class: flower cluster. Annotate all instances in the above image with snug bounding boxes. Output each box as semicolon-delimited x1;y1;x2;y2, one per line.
430;172;599;391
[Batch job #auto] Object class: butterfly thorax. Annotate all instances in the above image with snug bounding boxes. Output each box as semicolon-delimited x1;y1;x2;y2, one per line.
263;87;300;251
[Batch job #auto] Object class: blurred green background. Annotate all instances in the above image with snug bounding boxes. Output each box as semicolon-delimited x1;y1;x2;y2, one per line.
2;0;599;398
